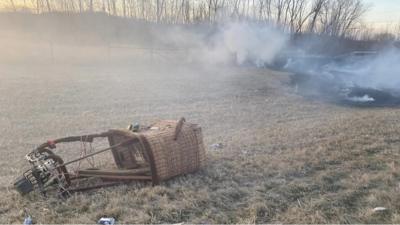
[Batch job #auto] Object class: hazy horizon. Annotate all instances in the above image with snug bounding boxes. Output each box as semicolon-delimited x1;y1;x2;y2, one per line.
1;0;399;27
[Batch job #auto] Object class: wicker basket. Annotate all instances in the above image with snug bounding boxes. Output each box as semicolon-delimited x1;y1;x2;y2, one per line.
108;118;205;184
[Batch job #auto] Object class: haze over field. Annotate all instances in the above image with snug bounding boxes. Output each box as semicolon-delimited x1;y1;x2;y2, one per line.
1;0;400;224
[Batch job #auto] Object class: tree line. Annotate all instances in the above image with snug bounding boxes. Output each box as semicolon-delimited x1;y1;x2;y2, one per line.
4;0;399;40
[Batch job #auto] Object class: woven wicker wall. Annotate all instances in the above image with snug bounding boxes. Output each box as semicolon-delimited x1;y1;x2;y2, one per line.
142;120;206;181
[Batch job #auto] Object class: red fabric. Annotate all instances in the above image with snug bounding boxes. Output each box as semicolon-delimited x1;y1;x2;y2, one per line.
47;140;56;149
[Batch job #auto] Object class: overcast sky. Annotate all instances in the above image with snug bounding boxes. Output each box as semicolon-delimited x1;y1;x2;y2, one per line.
364;0;400;26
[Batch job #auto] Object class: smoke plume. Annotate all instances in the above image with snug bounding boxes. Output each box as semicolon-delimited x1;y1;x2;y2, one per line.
286;45;400;106
155;22;288;66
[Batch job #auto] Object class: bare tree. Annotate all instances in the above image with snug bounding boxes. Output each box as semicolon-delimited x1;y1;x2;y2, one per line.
341;0;368;37
9;0;17;12
7;0;373;39
318;0;367;37
287;0;307;33
89;0;94;12
275;0;285;25
308;0;325;32
44;0;51;12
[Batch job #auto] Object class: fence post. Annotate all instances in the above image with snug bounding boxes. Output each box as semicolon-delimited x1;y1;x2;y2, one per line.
150;46;154;62
107;42;111;61
49;41;54;63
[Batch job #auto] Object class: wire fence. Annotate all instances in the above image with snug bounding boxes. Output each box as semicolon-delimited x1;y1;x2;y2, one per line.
0;38;192;65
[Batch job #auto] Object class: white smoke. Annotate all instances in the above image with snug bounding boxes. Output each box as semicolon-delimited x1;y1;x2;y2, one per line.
156;22;288;66
346;95;375;102
204;22;288;66
283;41;400;105
354;49;400;91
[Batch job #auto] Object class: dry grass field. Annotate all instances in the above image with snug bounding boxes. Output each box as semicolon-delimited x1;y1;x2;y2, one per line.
1;45;400;223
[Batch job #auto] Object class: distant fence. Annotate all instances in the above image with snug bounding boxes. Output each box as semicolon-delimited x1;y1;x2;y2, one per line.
107;44;190;63
0;38;192;64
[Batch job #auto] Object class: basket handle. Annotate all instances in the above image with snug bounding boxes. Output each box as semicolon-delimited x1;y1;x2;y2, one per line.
174;117;186;140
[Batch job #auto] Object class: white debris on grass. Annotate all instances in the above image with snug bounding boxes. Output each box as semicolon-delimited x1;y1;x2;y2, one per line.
373;207;388;212
347;95;375;102
210;143;223;150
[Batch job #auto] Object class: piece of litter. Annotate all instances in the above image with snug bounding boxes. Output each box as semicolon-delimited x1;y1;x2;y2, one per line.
98;217;115;225
23;216;32;225
373;207;387;212
132;123;140;132
127;123;140;132
210;143;223;150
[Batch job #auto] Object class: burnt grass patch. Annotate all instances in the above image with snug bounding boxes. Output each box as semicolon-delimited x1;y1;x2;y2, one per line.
290;73;400;108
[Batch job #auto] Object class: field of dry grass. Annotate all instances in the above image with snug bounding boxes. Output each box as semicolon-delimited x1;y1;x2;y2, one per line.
1;48;400;223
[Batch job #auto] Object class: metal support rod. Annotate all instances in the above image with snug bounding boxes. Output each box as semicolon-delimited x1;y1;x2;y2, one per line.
66;181;127;193
77;174;152;180
59;137;138;167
